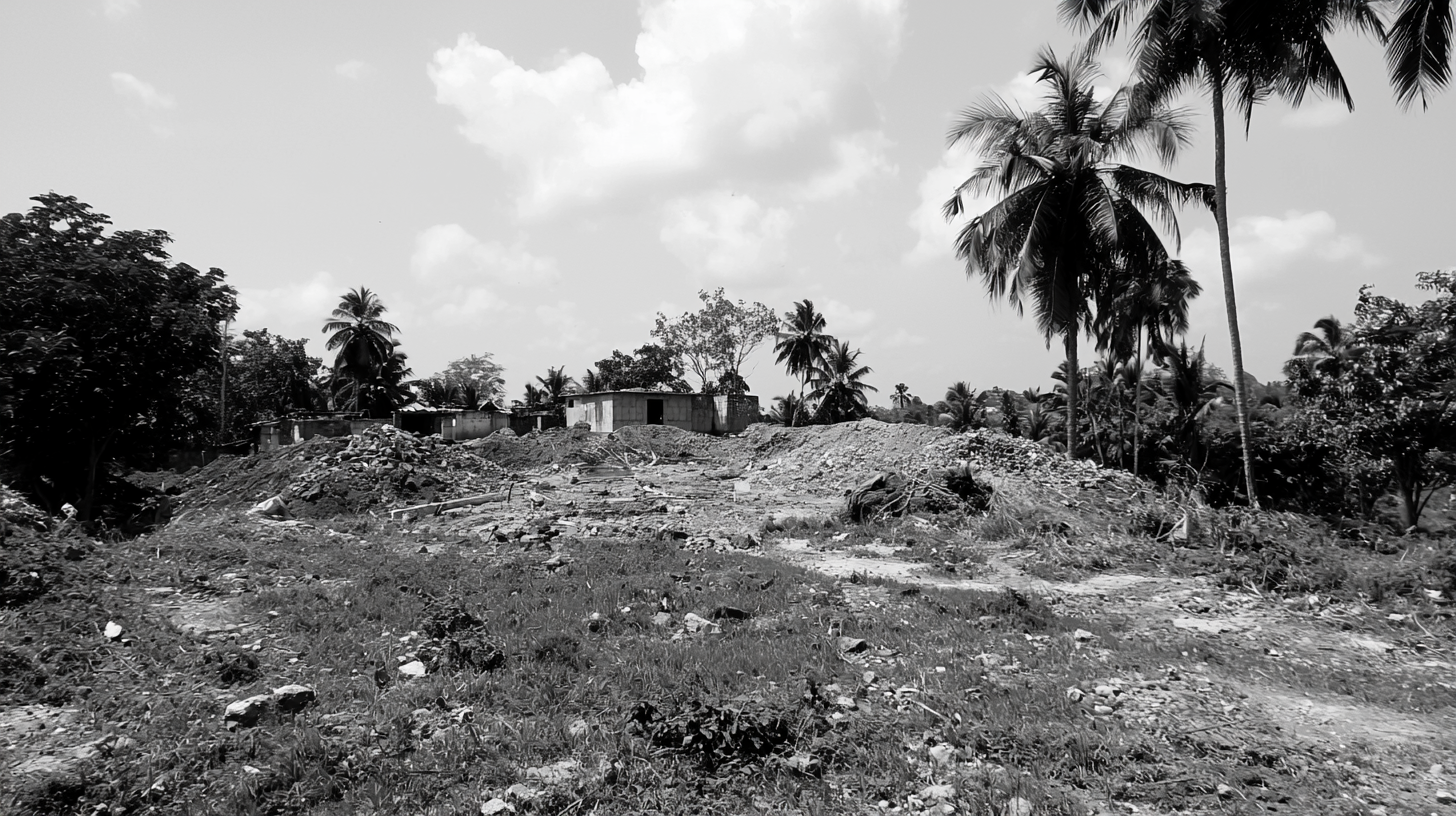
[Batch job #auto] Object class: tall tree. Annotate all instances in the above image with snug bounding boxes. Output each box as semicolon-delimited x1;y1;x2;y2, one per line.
808;341;877;423
591;344;690;392
774;299;835;395
535;366;578;409
322;287;398;385
435;353;506;404
654;289;777;394
1063;0;1383;503
945;46;1211;455
0;194;238;517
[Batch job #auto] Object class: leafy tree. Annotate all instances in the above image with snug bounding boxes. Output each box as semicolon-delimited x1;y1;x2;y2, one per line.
808;341;877;423
590;344;690;392
891;383;913;409
1291;271;1456;530
774;299;835;394
1285;316;1362;383
945;46;1211;456
331;341;416;417
654;289;778;394
435;354;506;404
220;329;322;430
0;193;237;517
1065;0;1382;505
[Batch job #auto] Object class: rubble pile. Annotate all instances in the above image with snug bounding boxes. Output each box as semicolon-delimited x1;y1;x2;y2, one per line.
467;424;730;470
742;420;1124;494
181;424;511;517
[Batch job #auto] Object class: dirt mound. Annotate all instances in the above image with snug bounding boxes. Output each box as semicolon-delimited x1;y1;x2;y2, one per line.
179;424;511;518
742;420;1130;493
466;424;730;470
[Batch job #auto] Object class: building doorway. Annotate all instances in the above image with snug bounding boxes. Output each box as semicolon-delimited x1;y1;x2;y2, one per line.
647;398;664;425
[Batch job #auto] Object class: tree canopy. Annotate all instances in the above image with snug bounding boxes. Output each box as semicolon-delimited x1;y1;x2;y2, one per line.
0;193;238;517
653;289;777;394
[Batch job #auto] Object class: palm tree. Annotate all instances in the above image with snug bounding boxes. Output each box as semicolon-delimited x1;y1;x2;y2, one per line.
945;46;1212;456
322;287;399;383
768;392;807;426
1062;0;1383;503
891;383;913;409
774;300;835;394
1154;337;1231;470
535;366;577;409
333;341;417;417
581;369;603;394
936;382;986;431
1382;0;1452;109
808;341;877;423
1288;316;1361;376
521;383;545;409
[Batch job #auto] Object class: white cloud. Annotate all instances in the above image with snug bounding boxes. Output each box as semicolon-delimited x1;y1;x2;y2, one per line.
103;0;139;20
821;298;875;332
880;328;927;349
533;300;590;351
429;0;905;217
793;129;897;201
234;271;341;338
334;60;373;81
1281;99;1350;129
410;224;558;287
660;191;792;282
110;72;175;136
433;287;507;325
1181;210;1380;283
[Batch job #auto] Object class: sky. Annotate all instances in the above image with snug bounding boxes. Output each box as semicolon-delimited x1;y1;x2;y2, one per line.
3;1;1453;405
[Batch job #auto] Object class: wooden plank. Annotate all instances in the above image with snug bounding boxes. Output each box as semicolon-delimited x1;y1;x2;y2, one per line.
389;491;509;520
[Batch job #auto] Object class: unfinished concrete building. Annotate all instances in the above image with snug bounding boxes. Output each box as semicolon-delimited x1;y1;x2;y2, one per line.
564;391;759;434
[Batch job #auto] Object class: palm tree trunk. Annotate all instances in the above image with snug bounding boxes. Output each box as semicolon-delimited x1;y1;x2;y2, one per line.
1133;331;1144;478
1209;74;1261;509
1064;332;1079;455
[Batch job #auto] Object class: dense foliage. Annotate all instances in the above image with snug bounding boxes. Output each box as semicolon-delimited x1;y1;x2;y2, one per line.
0;194;237;516
654;289;777;395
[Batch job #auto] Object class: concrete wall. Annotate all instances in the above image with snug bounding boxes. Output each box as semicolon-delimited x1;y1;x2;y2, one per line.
566;392;757;434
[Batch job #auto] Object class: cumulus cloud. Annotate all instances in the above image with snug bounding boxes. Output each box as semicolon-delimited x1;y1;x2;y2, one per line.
103;0;139;20
410;224;558;287
432;287;508;325
110;72;175;136
793;129;897;202
1181;210;1380;282
234;271;341;339
334;60;372;80
533;300;591;351
1281;99;1350;129
429;0;905;217
660;191;792;282
821;299;875;332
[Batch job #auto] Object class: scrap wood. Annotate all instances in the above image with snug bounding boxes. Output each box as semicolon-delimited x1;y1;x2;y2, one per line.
389;491;509;520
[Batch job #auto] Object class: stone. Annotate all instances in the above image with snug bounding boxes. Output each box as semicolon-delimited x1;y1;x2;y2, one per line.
710;606;750;621
104;621;122;641
272;684;316;714
783;754;820;775
1436;790;1456;805
928;743;957;766
224;694;274;728
398;660;427;678
480;798;514;814
247;495;290;519
920;784;956;801
837;637;870;654
1072;628;1097;642
683;613;720;634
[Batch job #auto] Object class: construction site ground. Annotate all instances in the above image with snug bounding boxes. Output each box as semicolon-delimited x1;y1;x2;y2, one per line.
3;420;1454;816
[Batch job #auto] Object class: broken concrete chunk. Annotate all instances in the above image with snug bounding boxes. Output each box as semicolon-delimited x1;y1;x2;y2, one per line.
224;694;274;728
682;613;720;634
398;660;427;678
272;684;317;714
247;495;290;519
837;636;870;654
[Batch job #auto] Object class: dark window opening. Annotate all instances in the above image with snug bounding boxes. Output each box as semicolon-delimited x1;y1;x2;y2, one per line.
647;399;664;425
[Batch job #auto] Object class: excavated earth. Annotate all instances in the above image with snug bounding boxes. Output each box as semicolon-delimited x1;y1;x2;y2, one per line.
6;420;1455;814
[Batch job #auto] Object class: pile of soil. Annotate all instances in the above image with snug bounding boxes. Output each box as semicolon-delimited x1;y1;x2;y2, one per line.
466;424;730;470
178;424;511;518
742;420;1132;494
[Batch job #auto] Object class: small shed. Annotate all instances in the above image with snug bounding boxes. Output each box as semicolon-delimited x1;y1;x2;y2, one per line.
564;391;759;434
393;406;510;441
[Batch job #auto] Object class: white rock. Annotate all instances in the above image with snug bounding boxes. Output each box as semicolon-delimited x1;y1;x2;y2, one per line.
480;798;514;815
1436;790;1456;805
920;784;956;801
928;743;957;766
104;621;122;641
224;694;273;728
272;684;316;713
398;660;427;678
